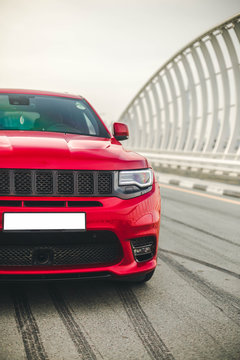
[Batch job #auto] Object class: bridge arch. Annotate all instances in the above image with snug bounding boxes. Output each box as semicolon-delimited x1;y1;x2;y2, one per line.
119;14;240;174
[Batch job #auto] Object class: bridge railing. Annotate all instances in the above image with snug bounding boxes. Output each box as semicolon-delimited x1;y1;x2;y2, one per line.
118;14;240;176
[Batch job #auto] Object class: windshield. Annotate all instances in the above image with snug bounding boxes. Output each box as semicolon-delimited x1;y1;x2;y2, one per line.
0;94;110;138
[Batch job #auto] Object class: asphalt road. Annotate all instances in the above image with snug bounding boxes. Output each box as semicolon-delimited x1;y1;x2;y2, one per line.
0;184;239;360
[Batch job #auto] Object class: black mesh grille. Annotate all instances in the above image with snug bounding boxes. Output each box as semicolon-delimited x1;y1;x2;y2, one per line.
98;172;112;194
0;169;113;196
78;173;94;194
0;246;120;266
53;244;119;265
14;171;32;194
0;231;122;266
36;172;53;194
58;172;74;194
0;247;32;266
0;171;10;194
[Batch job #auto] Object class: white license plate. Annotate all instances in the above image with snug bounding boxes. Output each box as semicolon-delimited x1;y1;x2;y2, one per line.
3;213;86;231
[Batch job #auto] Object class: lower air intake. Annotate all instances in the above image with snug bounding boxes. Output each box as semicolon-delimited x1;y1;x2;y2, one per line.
0;231;122;266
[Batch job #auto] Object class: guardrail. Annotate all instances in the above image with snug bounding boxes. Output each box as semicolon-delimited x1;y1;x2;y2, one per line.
118;14;240;175
134;150;240;176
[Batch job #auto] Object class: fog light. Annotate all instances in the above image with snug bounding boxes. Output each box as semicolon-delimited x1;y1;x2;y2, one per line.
133;246;152;256
130;236;156;262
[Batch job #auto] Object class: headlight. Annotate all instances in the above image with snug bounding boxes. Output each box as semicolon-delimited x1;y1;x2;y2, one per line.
112;169;154;199
119;169;153;188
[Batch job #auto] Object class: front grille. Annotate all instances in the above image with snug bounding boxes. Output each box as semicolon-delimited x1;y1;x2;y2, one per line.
58;172;74;194
0;171;10;194
98;172;112;194
14;171;32;194
36;171;53;194
78;173;94;194
0;231;122;266
0;169;113;197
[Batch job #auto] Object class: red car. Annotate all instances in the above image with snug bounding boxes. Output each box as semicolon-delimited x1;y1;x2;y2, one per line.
0;89;160;282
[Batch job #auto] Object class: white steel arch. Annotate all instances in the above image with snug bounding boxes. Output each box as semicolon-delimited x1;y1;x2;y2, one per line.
119;14;240;174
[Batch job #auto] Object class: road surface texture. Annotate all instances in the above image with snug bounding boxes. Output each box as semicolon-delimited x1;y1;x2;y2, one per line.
0;183;239;360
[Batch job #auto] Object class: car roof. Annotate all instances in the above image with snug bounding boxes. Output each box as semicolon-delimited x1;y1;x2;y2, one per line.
0;89;83;99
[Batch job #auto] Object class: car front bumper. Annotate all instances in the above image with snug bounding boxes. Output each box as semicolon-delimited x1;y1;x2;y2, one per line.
0;181;160;279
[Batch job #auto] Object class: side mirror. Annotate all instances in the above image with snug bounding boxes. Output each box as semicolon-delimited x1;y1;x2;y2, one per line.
113;122;129;141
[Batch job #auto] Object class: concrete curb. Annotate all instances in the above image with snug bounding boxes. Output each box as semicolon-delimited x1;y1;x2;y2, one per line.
156;173;240;199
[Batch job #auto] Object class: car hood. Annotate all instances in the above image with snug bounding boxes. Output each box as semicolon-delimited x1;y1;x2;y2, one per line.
0;131;149;170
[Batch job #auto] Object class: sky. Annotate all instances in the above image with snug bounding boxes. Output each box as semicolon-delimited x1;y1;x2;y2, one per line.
0;0;240;126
